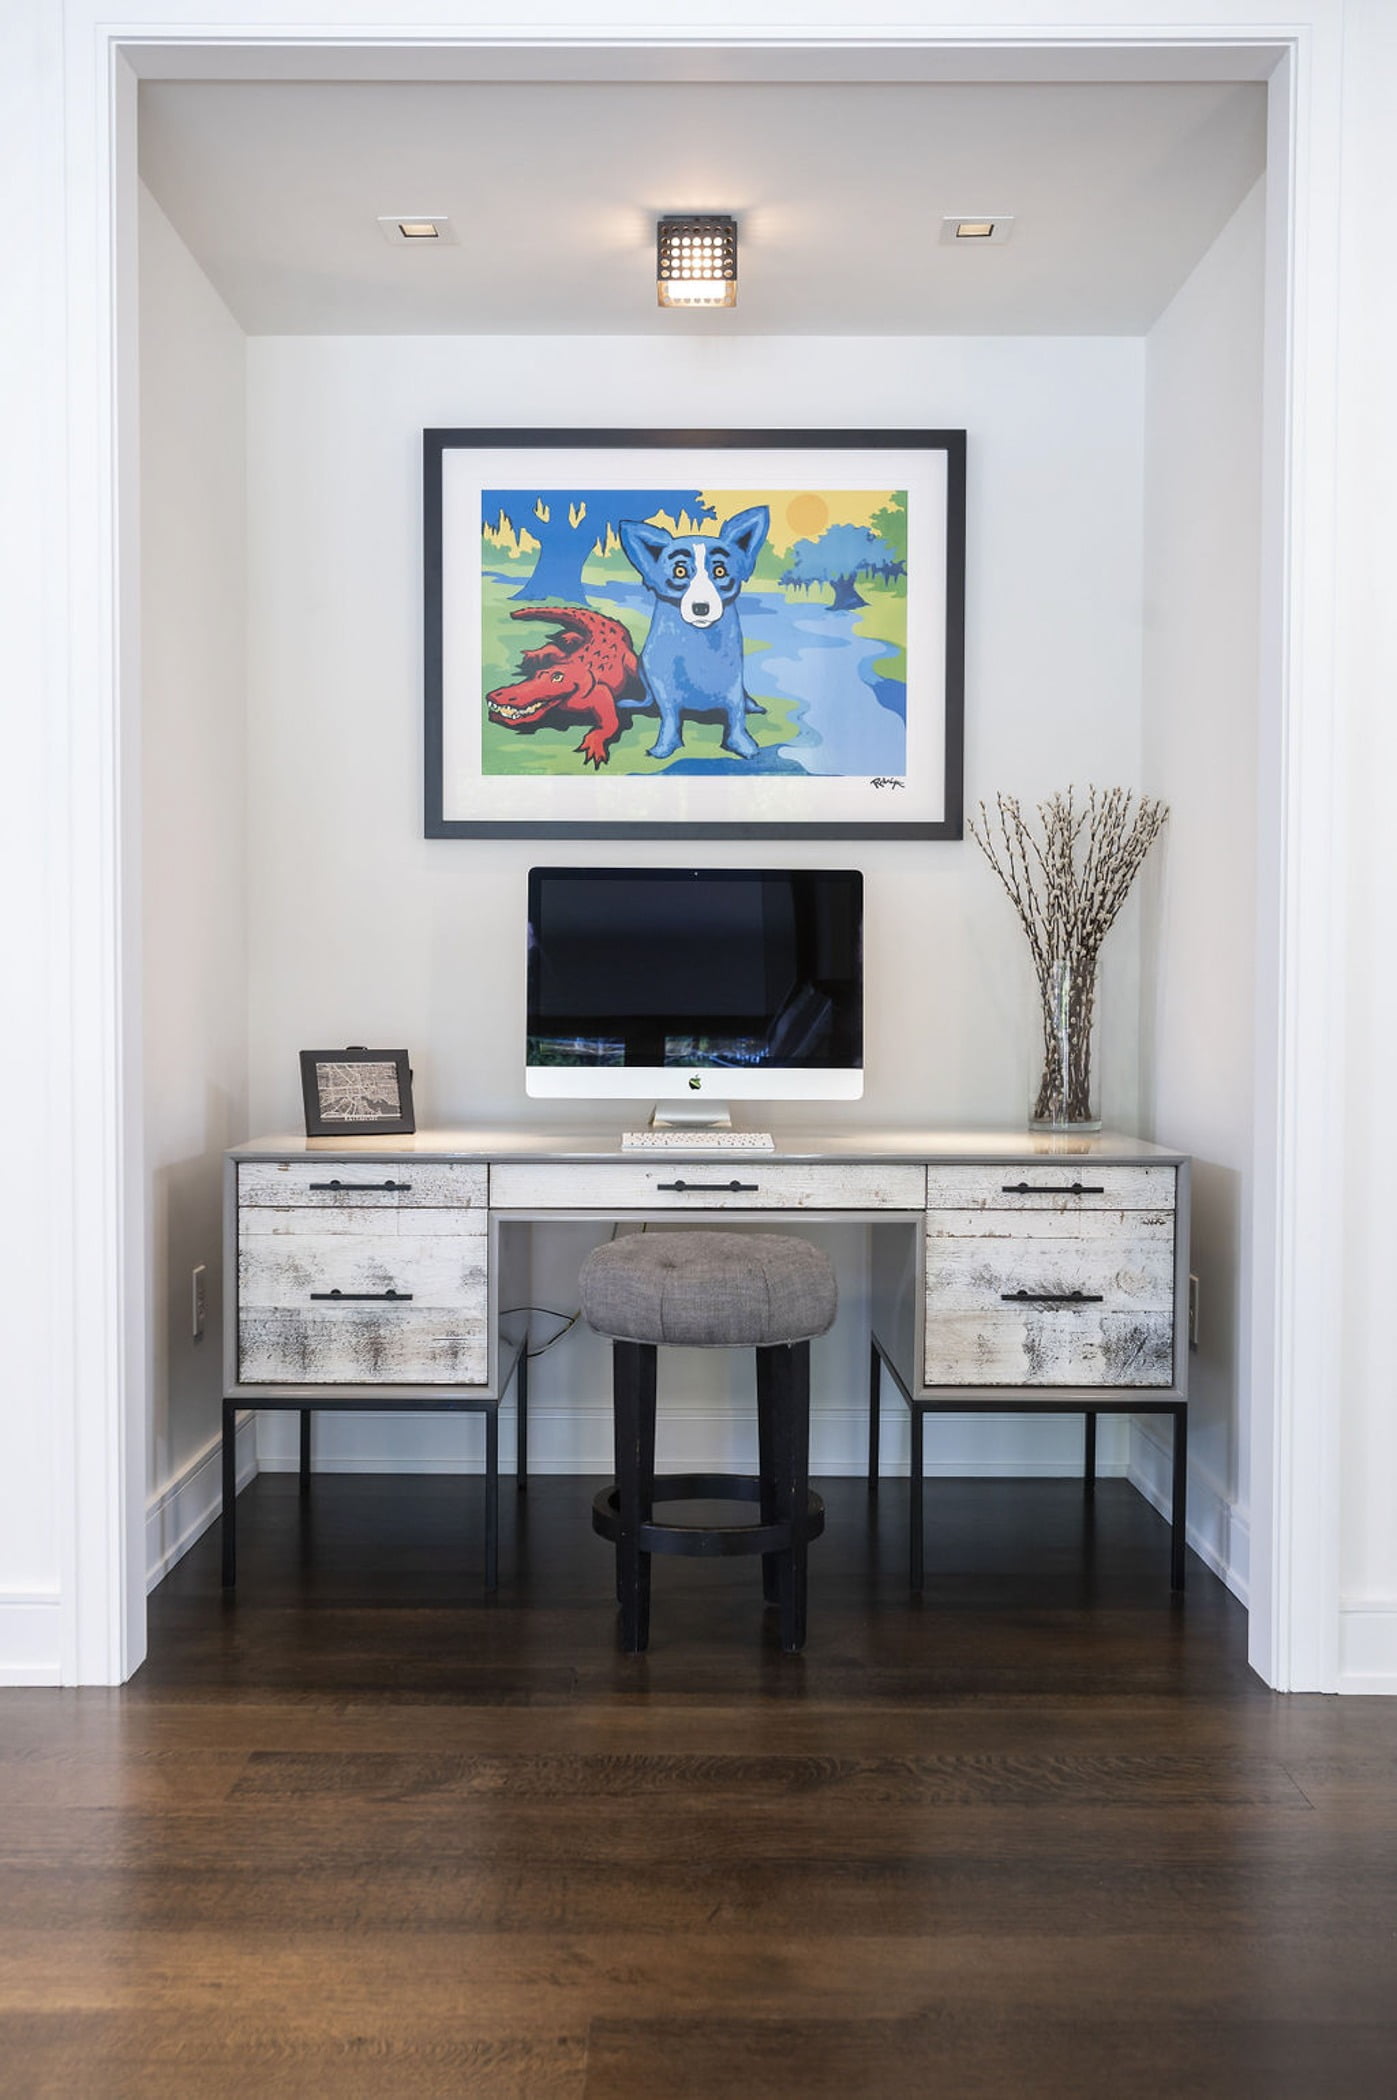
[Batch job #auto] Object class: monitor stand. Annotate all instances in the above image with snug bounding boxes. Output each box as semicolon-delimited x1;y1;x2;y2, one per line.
649;1100;733;1132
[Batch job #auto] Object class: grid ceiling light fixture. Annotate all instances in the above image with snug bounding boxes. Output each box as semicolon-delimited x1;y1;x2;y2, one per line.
657;215;738;308
376;214;459;245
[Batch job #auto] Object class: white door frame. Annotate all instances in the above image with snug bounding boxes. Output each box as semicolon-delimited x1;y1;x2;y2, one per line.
47;3;1346;1687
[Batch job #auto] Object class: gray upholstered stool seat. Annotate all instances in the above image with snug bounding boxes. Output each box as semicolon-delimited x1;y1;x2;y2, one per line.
579;1230;837;1349
580;1230;837;1654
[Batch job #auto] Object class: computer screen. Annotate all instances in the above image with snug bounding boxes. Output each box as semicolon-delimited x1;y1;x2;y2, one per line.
526;867;863;1104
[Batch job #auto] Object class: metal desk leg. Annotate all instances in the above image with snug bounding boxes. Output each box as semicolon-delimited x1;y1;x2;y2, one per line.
515;1341;529;1490
484;1407;499;1592
1171;1407;1189;1591
299;1409;312;1495
221;1399;238;1587
1083;1411;1097;1500
867;1339;881;1491
909;1405;925;1593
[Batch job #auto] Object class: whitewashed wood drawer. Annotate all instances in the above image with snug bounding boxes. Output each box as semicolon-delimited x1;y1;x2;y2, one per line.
489;1161;926;1212
923;1193;1177;1390
236;1172;487;1387
237;1160;486;1211
924;1162;1175;1213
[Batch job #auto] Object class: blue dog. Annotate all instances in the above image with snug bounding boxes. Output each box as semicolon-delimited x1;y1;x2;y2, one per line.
618;506;770;760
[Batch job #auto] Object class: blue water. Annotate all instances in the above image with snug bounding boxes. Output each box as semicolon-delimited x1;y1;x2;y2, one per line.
595;580;906;778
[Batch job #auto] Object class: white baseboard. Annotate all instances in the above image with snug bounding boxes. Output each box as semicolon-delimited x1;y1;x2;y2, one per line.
1128;1418;1250;1605
0;1592;64;1685
145;1413;258;1592
1338;1605;1397;1694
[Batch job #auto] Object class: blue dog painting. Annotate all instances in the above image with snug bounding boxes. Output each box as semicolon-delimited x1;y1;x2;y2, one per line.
617;506;770;760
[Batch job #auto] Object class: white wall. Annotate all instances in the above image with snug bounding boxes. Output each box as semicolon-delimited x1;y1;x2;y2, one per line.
245;333;1146;1139
0;0;62;1680
139;187;250;1578
1139;180;1265;1602
245;329;1148;1476
1336;0;1397;1690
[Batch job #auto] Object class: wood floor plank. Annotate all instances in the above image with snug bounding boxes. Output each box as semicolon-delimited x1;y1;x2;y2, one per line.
582;2013;1397;2100
4;1835;1396;1940
0;2013;586;2100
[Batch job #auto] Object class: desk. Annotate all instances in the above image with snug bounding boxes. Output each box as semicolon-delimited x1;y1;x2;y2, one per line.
222;1127;1190;1589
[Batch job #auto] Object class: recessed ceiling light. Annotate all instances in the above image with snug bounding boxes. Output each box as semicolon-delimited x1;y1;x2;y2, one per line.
377;215;458;246
939;215;1015;246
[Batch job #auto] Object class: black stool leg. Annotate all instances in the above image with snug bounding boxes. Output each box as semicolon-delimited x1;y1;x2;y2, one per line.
1083;1410;1097;1500
763;1341;811;1654
868;1339;881;1491
221;1399;238;1588
299;1409;312;1495
786;1341;812;1652
484;1407;499;1592
756;1345;781;1604
614;1340;656;1652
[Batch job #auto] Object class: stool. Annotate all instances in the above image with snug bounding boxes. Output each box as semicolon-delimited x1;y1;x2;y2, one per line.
579;1231;837;1654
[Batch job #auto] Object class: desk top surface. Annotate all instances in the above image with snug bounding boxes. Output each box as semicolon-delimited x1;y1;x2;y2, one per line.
230;1125;1187;1167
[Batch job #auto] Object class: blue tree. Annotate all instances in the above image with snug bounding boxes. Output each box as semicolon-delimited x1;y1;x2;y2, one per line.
486;488;717;603
780;523;900;610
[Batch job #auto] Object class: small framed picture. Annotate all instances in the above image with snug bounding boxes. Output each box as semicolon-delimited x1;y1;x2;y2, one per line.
299;1048;416;1137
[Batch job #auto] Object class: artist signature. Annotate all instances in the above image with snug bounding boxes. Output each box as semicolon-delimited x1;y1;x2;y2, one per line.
869;776;906;791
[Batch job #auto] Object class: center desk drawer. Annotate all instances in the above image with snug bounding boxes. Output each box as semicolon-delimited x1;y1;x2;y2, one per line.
489;1162;926;1212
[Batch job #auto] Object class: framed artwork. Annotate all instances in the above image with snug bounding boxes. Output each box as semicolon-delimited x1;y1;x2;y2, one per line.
424;427;965;840
299;1049;416;1137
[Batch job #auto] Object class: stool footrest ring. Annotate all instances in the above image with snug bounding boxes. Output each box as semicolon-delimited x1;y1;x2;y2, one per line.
592;1473;826;1559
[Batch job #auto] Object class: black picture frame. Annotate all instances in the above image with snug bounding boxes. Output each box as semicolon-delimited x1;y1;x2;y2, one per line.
299;1049;416;1137
424;426;966;841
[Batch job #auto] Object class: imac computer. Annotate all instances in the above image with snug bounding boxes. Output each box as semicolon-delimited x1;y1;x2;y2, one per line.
526;867;863;1130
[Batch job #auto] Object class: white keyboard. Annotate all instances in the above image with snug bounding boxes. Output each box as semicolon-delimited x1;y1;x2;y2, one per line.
621;1129;776;1152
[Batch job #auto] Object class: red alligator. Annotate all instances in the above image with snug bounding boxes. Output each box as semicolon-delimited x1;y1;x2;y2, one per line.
486;605;643;770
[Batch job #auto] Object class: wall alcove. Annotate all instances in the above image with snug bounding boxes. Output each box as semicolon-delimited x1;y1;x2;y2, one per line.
22;6;1360;1694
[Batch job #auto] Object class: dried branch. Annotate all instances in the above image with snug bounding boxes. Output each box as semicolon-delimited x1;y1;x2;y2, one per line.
969;787;1168;1122
969;786;1167;987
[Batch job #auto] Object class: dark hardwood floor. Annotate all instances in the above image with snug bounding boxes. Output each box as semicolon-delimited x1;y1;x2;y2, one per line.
2;1471;1395;2098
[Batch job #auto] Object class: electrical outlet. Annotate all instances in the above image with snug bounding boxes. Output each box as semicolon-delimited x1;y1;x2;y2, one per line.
192;1264;207;1342
1187;1273;1200;1350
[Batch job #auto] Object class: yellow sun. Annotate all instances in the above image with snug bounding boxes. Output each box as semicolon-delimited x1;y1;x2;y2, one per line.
785;492;830;539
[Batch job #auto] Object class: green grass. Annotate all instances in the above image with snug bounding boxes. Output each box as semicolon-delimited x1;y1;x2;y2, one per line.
478;563;904;776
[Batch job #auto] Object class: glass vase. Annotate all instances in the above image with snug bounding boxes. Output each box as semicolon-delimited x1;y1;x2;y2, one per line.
1031;955;1101;1131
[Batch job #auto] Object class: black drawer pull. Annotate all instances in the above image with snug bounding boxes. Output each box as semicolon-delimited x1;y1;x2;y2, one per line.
310;1288;414;1302
1002;1180;1105;1196
308;1178;412;1193
1001;1288;1105;1305
657;1179;760;1194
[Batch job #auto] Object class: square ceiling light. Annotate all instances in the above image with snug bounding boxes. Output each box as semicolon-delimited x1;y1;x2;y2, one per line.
657;215;738;308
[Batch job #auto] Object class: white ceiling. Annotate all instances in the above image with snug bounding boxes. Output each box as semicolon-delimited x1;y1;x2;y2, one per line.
138;78;1266;337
